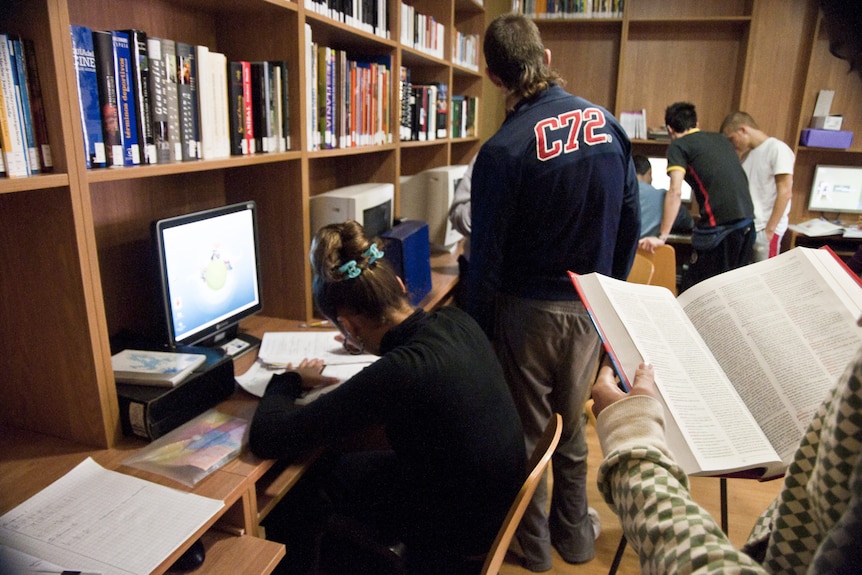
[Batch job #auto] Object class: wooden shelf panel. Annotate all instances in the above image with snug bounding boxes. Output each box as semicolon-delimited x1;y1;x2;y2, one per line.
0;173;70;194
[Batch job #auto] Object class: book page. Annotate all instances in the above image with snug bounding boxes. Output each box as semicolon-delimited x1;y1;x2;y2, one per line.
679;247;862;463
0;457;223;575
582;274;780;476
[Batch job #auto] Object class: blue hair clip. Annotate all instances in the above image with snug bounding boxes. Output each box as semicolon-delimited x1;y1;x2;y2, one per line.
338;260;362;279
363;243;385;265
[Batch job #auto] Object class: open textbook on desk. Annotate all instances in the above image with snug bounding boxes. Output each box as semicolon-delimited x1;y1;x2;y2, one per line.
571;247;862;479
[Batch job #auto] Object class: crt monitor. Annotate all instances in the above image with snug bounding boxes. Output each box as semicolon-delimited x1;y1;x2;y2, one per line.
399;164;468;251
153;201;263;352
808;165;862;214
309;182;394;238
648;157;693;203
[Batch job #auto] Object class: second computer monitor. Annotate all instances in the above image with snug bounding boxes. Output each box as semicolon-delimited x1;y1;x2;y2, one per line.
648;157;692;203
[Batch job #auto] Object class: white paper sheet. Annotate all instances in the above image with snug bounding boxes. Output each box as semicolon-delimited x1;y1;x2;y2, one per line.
258;331;378;366
0;457;224;575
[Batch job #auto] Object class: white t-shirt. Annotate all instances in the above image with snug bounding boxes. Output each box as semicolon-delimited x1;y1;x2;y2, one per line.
741;137;795;234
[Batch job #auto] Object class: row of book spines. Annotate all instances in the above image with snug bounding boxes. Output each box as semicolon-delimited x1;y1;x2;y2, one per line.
0;34;53;178
399;2;445;60
305;0;390;39
399;80;448;142
450;95;479;139
308;41;392;151
515;0;625;18
70;25;290;170
453;31;480;70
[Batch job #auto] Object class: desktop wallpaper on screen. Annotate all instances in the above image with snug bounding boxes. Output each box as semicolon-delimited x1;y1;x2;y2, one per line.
162;210;260;342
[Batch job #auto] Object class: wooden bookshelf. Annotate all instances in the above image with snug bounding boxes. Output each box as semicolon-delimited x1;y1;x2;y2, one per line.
0;0;484;451
525;0;859;227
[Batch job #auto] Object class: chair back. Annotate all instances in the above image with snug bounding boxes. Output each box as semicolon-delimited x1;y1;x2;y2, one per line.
637;244;677;295
626;252;655;285
480;414;563;575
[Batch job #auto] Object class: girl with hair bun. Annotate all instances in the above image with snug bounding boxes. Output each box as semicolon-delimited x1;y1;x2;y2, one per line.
250;220;526;575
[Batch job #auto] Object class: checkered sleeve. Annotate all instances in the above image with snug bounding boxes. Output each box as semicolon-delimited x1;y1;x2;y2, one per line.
597;396;767;574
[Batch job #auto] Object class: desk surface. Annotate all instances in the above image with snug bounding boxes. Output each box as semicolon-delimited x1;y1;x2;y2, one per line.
0;246;462;574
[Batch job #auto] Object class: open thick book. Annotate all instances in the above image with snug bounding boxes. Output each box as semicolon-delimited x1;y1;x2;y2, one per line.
572;247;862;479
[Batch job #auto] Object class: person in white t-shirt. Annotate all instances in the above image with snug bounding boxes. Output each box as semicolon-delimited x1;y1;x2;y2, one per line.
721;111;795;261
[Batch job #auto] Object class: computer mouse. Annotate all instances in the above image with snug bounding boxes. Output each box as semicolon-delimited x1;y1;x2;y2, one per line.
169;538;206;572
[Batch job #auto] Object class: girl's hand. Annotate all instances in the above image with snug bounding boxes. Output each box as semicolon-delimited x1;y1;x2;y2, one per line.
288;358;340;390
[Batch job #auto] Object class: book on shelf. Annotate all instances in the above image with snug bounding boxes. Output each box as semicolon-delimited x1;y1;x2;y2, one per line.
125;29;155;164
112;348;207;387
399;65;412;141
251;60;276;153
272;60;290;152
196;45;230;160
571;246;862;480
176;41;200;161
161;37;182;162
8;36;40;174
146;36;172;163
435;82;448;139
70;25;106;169
228;60;255;155
92;30;123;167
0;34;31;176
620;108;647;140
22;38;52;172
110;30;141;166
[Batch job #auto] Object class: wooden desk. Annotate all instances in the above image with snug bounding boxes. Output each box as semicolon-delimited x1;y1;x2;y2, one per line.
0;426;285;575
790;230;862;260
0;246;462;572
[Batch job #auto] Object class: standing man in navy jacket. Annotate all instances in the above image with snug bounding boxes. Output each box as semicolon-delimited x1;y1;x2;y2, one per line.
466;12;640;572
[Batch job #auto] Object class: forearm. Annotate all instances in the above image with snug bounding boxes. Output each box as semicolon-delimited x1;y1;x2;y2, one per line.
659;190;682;238
597;396;766;574
765;175;792;236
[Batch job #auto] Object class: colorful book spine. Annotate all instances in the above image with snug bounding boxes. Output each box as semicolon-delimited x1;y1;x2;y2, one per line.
111;31;140;166
125;30;154;164
69;25;106;169
92;30;123;167
176;42;200;161
0;34;30;176
434;82;447;139
9;37;39;173
22;38;52;171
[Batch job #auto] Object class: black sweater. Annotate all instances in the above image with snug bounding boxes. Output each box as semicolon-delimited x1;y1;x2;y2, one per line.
249;306;526;556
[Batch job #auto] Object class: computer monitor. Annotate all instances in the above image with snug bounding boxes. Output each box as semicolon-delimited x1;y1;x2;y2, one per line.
399;164;468;251
153;201;263;352
309;182;395;239
648;156;693;203
808;165;862;214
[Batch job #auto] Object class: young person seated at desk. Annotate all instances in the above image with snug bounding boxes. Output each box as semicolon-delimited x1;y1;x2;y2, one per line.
634;154;693;239
591;354;861;574
248;220;526;575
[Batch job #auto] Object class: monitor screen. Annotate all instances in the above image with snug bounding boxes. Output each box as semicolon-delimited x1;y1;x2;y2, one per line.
648;157;693;203
153;201;263;348
808;165;862;214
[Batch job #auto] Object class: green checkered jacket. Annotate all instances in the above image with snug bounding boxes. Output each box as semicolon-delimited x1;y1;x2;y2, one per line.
597;350;862;574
